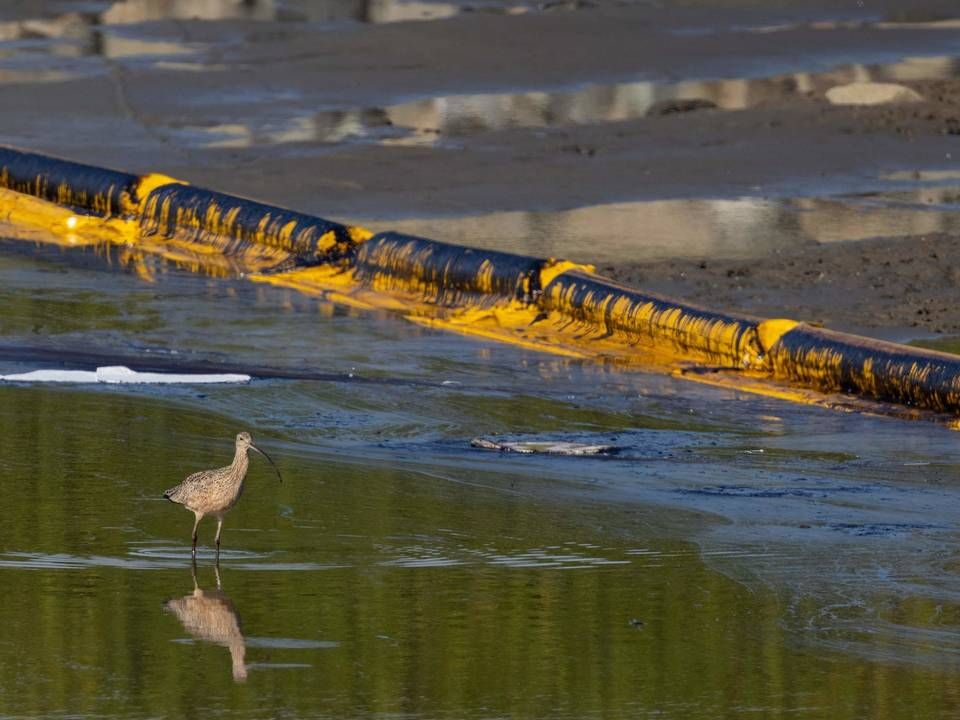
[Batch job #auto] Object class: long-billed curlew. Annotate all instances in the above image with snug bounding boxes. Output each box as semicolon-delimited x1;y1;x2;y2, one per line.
164;432;282;558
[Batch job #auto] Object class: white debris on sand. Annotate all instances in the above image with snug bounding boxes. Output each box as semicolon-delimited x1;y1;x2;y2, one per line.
825;82;923;106
0;365;251;384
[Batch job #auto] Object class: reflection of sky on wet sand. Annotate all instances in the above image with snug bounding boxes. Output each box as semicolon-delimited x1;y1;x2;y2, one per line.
375;55;959;145
100;0;475;24
372;183;960;263
0;1;957;135
0;0;513;65
7;0;960;30
155;55;960;149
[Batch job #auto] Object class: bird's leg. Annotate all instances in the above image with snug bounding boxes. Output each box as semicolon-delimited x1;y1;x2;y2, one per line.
190;556;199;590
214;516;224;562
191;513;202;558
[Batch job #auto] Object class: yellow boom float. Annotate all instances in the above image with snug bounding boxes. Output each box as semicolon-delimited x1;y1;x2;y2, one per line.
2;146;959;424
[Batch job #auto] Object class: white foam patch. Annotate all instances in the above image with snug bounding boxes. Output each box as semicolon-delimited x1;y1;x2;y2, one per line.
0;365;250;384
0;369;96;383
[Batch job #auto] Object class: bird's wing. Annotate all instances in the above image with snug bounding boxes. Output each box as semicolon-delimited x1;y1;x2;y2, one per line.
164;466;227;501
183;469;211;484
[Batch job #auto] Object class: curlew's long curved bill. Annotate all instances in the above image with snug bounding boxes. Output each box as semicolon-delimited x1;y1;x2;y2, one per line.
250;444;283;483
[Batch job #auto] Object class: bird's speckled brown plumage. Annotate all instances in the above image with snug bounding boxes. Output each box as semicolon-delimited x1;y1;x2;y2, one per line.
164;432;281;558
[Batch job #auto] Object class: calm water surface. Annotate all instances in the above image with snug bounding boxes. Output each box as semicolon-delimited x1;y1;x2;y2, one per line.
2;245;960;718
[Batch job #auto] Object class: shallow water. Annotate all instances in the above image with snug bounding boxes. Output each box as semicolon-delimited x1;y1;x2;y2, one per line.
3;241;960;718
379;178;960;263
179;54;960;150
3;0;960;149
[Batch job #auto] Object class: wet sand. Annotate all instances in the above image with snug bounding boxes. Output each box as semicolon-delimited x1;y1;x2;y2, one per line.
1;1;957;212
604;231;960;341
3;0;960;345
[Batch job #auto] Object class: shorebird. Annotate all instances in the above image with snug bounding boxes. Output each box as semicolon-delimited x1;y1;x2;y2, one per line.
164;432;282;559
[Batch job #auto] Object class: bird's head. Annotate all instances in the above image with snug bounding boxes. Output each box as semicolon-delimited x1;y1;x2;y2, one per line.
236;432;282;483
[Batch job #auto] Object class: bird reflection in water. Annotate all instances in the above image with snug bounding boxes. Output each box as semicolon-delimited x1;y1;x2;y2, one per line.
164;561;248;682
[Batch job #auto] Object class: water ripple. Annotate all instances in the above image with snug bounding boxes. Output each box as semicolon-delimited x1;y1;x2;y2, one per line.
377;541;634;570
0;550;347;572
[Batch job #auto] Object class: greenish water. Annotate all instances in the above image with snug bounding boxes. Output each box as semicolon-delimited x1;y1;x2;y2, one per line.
3;248;960;718
2;384;960;718
912;336;960;356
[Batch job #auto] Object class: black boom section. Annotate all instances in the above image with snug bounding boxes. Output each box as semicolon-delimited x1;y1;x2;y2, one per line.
541;270;762;366
354;231;545;303
0;146;139;216
139;183;356;263
767;323;960;413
